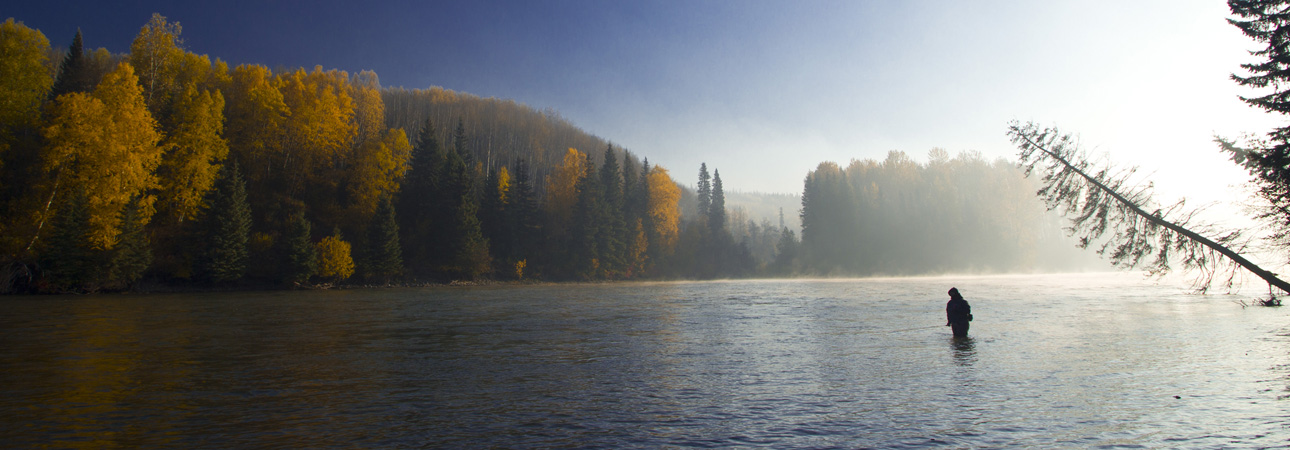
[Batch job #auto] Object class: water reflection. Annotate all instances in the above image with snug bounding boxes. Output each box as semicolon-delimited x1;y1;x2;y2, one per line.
951;336;976;366
2;275;1289;448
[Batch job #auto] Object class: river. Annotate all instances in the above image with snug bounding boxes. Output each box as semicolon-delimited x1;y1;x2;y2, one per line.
2;273;1288;448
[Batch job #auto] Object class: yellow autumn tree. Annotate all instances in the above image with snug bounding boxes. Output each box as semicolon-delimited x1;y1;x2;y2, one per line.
350;70;384;147
496;165;511;203
646;166;681;255
274;66;355;197
344;127;411;221
0;18;52;161
156;86;228;222
223;64;287;188
315;230;354;282
129;13;184;115
544;148;586;239
42;62;162;249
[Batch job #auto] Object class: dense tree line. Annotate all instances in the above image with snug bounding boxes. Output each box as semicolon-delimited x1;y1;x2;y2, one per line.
0;15;729;292
792;149;1093;276
0;14;1094;293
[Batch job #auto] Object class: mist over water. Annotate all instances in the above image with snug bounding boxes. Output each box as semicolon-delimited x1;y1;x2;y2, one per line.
2;273;1288;448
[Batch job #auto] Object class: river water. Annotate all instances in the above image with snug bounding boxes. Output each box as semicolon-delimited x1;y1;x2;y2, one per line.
2;273;1289;448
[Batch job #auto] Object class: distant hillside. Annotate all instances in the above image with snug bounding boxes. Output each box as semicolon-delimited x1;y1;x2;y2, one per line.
383;87;645;187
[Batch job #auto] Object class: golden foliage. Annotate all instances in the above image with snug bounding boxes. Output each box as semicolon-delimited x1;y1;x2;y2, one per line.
42;62;162;249
495;165;511;204
315;232;354;281
223;64;287;185
543;148;586;236
647;166;681;254
0;18;52;154
274;66;356;194
157;86;228;222
129;13;184;114
345;127;411;220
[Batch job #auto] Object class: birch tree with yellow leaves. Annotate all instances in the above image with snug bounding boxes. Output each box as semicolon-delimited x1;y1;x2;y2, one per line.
41;62;162;250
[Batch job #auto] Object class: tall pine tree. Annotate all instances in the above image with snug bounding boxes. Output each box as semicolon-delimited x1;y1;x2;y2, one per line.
365;195;402;284
571;154;603;279
696;163;712;225
280;211;317;285
398;118;445;274
107;194;151;289
1225;0;1290;251
597;145;625;275
710;169;726;233
40;189;98;292
199;161;251;283
49;29;93;100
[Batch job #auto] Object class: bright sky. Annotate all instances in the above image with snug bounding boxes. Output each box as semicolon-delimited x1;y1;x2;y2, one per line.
9;0;1283;207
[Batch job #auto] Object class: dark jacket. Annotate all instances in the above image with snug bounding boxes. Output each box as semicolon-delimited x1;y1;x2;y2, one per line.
946;296;971;325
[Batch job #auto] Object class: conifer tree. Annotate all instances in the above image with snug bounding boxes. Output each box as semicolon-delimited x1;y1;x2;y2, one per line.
107;194;151;289
280;211;316;285
571;155;604;279
1225;0;1290;252
398;118;445;273
696;163;712;225
453;118;473;168
441;149;490;279
710;169;726;233
199;161;251;283
49;29;92;100
510;158;539;265
40;189;98;292
365;195;402;283
597;145;625;275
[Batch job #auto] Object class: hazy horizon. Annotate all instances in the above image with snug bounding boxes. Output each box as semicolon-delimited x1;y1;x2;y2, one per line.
9;0;1279;207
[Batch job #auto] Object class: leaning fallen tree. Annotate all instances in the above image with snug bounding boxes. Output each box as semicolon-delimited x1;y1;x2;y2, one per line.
1007;121;1290;295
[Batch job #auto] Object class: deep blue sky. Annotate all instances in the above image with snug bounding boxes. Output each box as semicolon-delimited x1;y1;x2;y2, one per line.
6;1;1278;203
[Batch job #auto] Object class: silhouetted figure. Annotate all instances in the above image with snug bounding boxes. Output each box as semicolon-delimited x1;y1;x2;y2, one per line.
946;287;972;337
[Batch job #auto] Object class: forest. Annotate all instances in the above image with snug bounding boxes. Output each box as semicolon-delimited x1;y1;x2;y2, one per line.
0;15;1092;293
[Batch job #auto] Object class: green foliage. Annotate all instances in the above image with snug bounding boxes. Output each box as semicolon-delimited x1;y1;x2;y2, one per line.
710;169;725;234
279;211;316;284
40;189;98;292
364;196;402;283
48;29;92;99
107;194;152;288
571;154;603;279
199;161;251;283
1225;0;1290;253
442;150;490;279
397;117;445;274
696;163;711;225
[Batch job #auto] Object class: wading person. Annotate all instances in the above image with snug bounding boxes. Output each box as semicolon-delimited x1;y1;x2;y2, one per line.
945;287;972;337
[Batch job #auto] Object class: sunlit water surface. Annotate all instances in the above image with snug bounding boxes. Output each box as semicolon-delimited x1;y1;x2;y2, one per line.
2;273;1289;448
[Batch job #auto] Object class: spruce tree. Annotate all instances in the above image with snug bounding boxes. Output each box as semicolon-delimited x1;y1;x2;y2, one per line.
108;195;152;289
399;118;445;273
49;29;93;100
710;169;726;233
1225;0;1290;250
453;118;474;169
696;163;712;225
510;158;539;264
280;211;317;284
199;162;251;283
597;145;625;275
365;196;402;284
571;155;604;279
441;149;490;279
40;189;98;292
